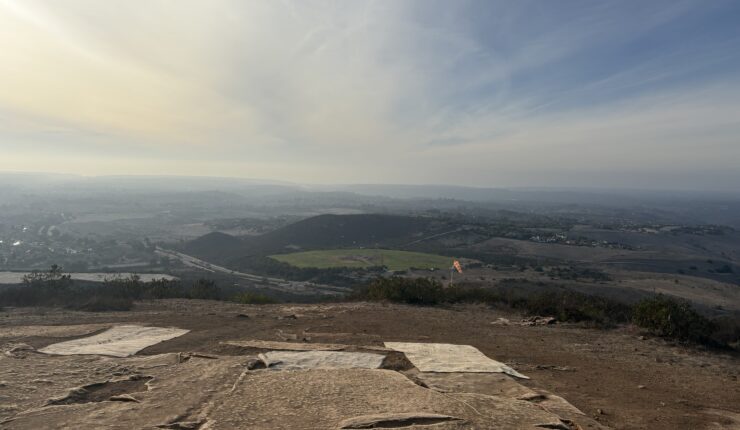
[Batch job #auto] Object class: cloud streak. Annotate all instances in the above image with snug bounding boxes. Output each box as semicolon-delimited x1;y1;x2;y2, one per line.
0;0;739;189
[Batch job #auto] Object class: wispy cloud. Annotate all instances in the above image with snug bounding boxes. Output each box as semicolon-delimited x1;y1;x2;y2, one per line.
0;0;738;189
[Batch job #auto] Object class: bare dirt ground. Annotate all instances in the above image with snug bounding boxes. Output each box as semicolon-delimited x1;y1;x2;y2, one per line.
1;300;738;429
413;265;740;314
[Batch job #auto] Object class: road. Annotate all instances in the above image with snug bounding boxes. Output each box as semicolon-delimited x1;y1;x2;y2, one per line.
155;247;350;296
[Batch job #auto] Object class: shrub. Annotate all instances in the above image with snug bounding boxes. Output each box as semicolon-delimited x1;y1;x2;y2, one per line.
519;290;631;326
0;266;226;311
73;296;134;312
356;277;630;326
710;315;740;348
361;277;445;305
715;264;734;274
633;295;716;344
190;279;221;300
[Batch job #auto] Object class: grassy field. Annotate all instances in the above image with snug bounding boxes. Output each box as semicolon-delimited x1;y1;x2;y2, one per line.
270;249;453;271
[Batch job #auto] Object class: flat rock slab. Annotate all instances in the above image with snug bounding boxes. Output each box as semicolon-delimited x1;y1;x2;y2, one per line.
209;368;572;429
414;371;535;398
2;354;246;429
2;353;602;430
38;325;189;357
384;342;528;379
261;351;385;370
224;339;348;351
414;371;607;430
338;412;462;428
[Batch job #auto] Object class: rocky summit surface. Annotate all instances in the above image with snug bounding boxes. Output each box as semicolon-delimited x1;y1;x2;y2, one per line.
0;300;738;429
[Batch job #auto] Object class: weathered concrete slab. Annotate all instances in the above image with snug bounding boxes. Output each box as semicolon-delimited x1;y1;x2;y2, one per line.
208;368;573;429
39;325;189;357
413;371;607;430
1;354;244;429
385;342;528;378
260;351;385;370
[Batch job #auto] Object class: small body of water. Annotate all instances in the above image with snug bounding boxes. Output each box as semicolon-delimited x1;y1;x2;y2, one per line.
0;272;177;285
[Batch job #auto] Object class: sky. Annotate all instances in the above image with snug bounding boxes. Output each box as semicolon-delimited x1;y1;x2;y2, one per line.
0;0;739;190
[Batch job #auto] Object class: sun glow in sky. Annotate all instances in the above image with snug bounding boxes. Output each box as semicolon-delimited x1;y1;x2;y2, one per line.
1;0;739;189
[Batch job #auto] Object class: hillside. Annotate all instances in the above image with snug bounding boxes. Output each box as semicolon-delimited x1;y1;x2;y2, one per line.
183;214;433;262
254;214;431;251
182;231;246;262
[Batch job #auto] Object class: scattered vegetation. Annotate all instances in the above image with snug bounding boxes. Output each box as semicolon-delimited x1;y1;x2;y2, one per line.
231;255;378;287
355;277;739;348
360;277;446;305
0;266;227;311
545;266;612;282
714;264;734;274
355;277;630;326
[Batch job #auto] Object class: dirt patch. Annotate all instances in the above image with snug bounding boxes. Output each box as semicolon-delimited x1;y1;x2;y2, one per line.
379;351;414;371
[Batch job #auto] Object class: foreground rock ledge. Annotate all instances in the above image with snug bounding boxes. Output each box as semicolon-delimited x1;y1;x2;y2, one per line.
0;350;605;429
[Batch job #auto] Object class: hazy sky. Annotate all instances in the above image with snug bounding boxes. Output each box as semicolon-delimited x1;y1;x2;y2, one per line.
1;0;739;189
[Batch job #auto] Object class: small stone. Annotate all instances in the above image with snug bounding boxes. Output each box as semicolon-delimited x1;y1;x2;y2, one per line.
638;385;646;389
597;408;605;415
246;358;266;370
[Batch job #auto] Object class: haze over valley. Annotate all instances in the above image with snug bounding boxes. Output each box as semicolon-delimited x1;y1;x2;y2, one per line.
1;1;739;429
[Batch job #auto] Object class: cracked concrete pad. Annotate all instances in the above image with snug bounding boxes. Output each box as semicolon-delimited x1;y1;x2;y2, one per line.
207;368;572;429
38;325;189;357
413;371;536;398
2;354;246;429
1;352;604;430
414;371;606;430
384;342;528;379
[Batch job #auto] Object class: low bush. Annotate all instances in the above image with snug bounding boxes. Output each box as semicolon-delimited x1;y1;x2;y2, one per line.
355;278;738;348
710;315;740;348
361;277;445;305
355;277;630;326
518;290;631;326
74;296;134;312
0;266;227;311
189;279;221;300
632;295;716;344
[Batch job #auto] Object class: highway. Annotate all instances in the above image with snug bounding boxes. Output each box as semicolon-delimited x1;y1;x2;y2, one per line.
155;247;350;296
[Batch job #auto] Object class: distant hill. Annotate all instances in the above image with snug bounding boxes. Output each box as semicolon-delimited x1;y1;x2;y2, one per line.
182;214;433;263
182;231;246;262
254;214;430;251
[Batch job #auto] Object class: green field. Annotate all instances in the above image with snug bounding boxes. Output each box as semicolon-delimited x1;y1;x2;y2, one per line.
270;249;453;271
